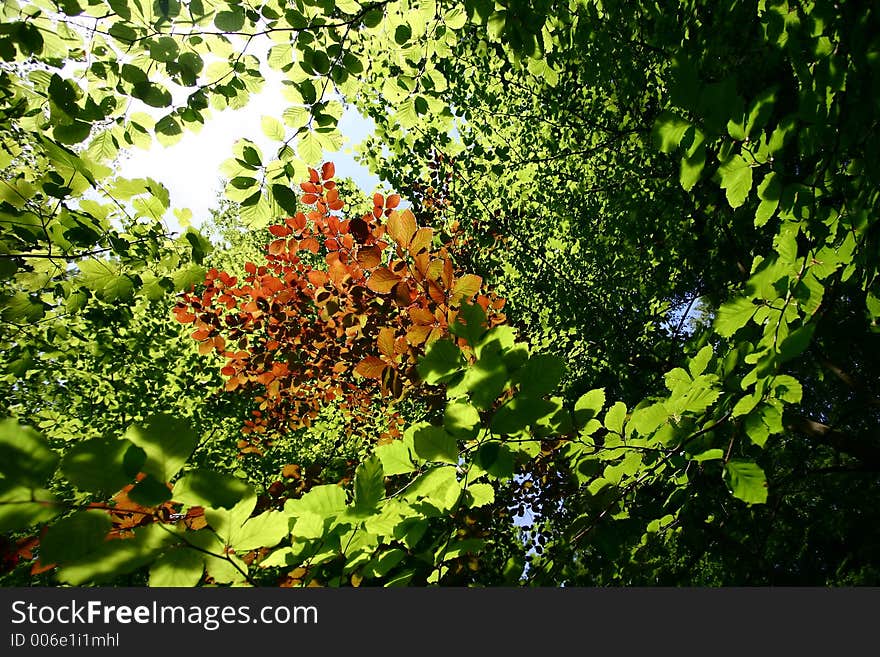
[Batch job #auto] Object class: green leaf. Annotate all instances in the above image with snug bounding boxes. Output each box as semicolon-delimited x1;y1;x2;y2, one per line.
40;510;112;564
474;442;515;479
270;184;299;214
652;111;691;153
465;482;495;507
0;418;59;487
403;466;461;511
412;425;459;464
214;6;245;31
457;347;507;410
124;414;199;483
444;400;481;439
354;455;385;511
261;115;285;141
232;510;288;551
755;172;781;227
298;132;322;166
744;413;770;447
574;388;605;426
61;437;144;495
724;460;768;504
172;469;252;509
444;7;467;29
718;154;753;208
714;297;757;337
518;354;565;397
417;339;464;385
58;524;178;585
688;345;714;378
630;402;668;436
691;449;724;462
679;140;706;191
375;441;418;476
128;473;172;506
290;484;347;516
149;547;204;587
0;483;59;532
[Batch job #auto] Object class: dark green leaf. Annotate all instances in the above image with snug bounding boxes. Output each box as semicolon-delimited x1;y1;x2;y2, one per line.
0;419;58;487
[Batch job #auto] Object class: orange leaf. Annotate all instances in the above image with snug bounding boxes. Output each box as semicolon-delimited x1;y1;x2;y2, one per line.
356;245;382;269
366;267;400;294
198;340;214;355
378;327;396;359
321;162;335;180
301;193;319;204
355;356;387;379
452;274;482;303
308;270;328;287
301;181;319;193
328;199;344;211
268;239;286;255
326;187;339;204
300;237;320;253
192;328;211;341
269;224;292;237
392;281;414;307
386;194;401;209
282;464;302;479
427;280;446;305
373;193;384;208
290;213;307;231
387;208;417;249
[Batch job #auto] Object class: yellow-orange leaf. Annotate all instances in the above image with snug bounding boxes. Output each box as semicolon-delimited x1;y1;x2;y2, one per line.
452;274;482;303
387;209;417;249
408;227;433;255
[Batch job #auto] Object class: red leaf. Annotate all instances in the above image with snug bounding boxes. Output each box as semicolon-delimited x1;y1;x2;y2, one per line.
269;224;292;237
392;281;414;307
321;162;335;180
350;218;370;243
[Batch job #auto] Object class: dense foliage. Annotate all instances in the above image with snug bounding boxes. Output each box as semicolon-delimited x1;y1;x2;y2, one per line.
1;0;879;586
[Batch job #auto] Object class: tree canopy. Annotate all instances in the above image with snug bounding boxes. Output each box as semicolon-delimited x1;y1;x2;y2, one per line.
1;0;879;586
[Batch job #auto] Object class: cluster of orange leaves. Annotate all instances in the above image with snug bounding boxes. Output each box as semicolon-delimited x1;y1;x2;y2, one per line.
174;163;505;445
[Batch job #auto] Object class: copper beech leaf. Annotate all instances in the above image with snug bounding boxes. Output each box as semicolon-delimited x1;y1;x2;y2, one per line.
367;267;401;294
